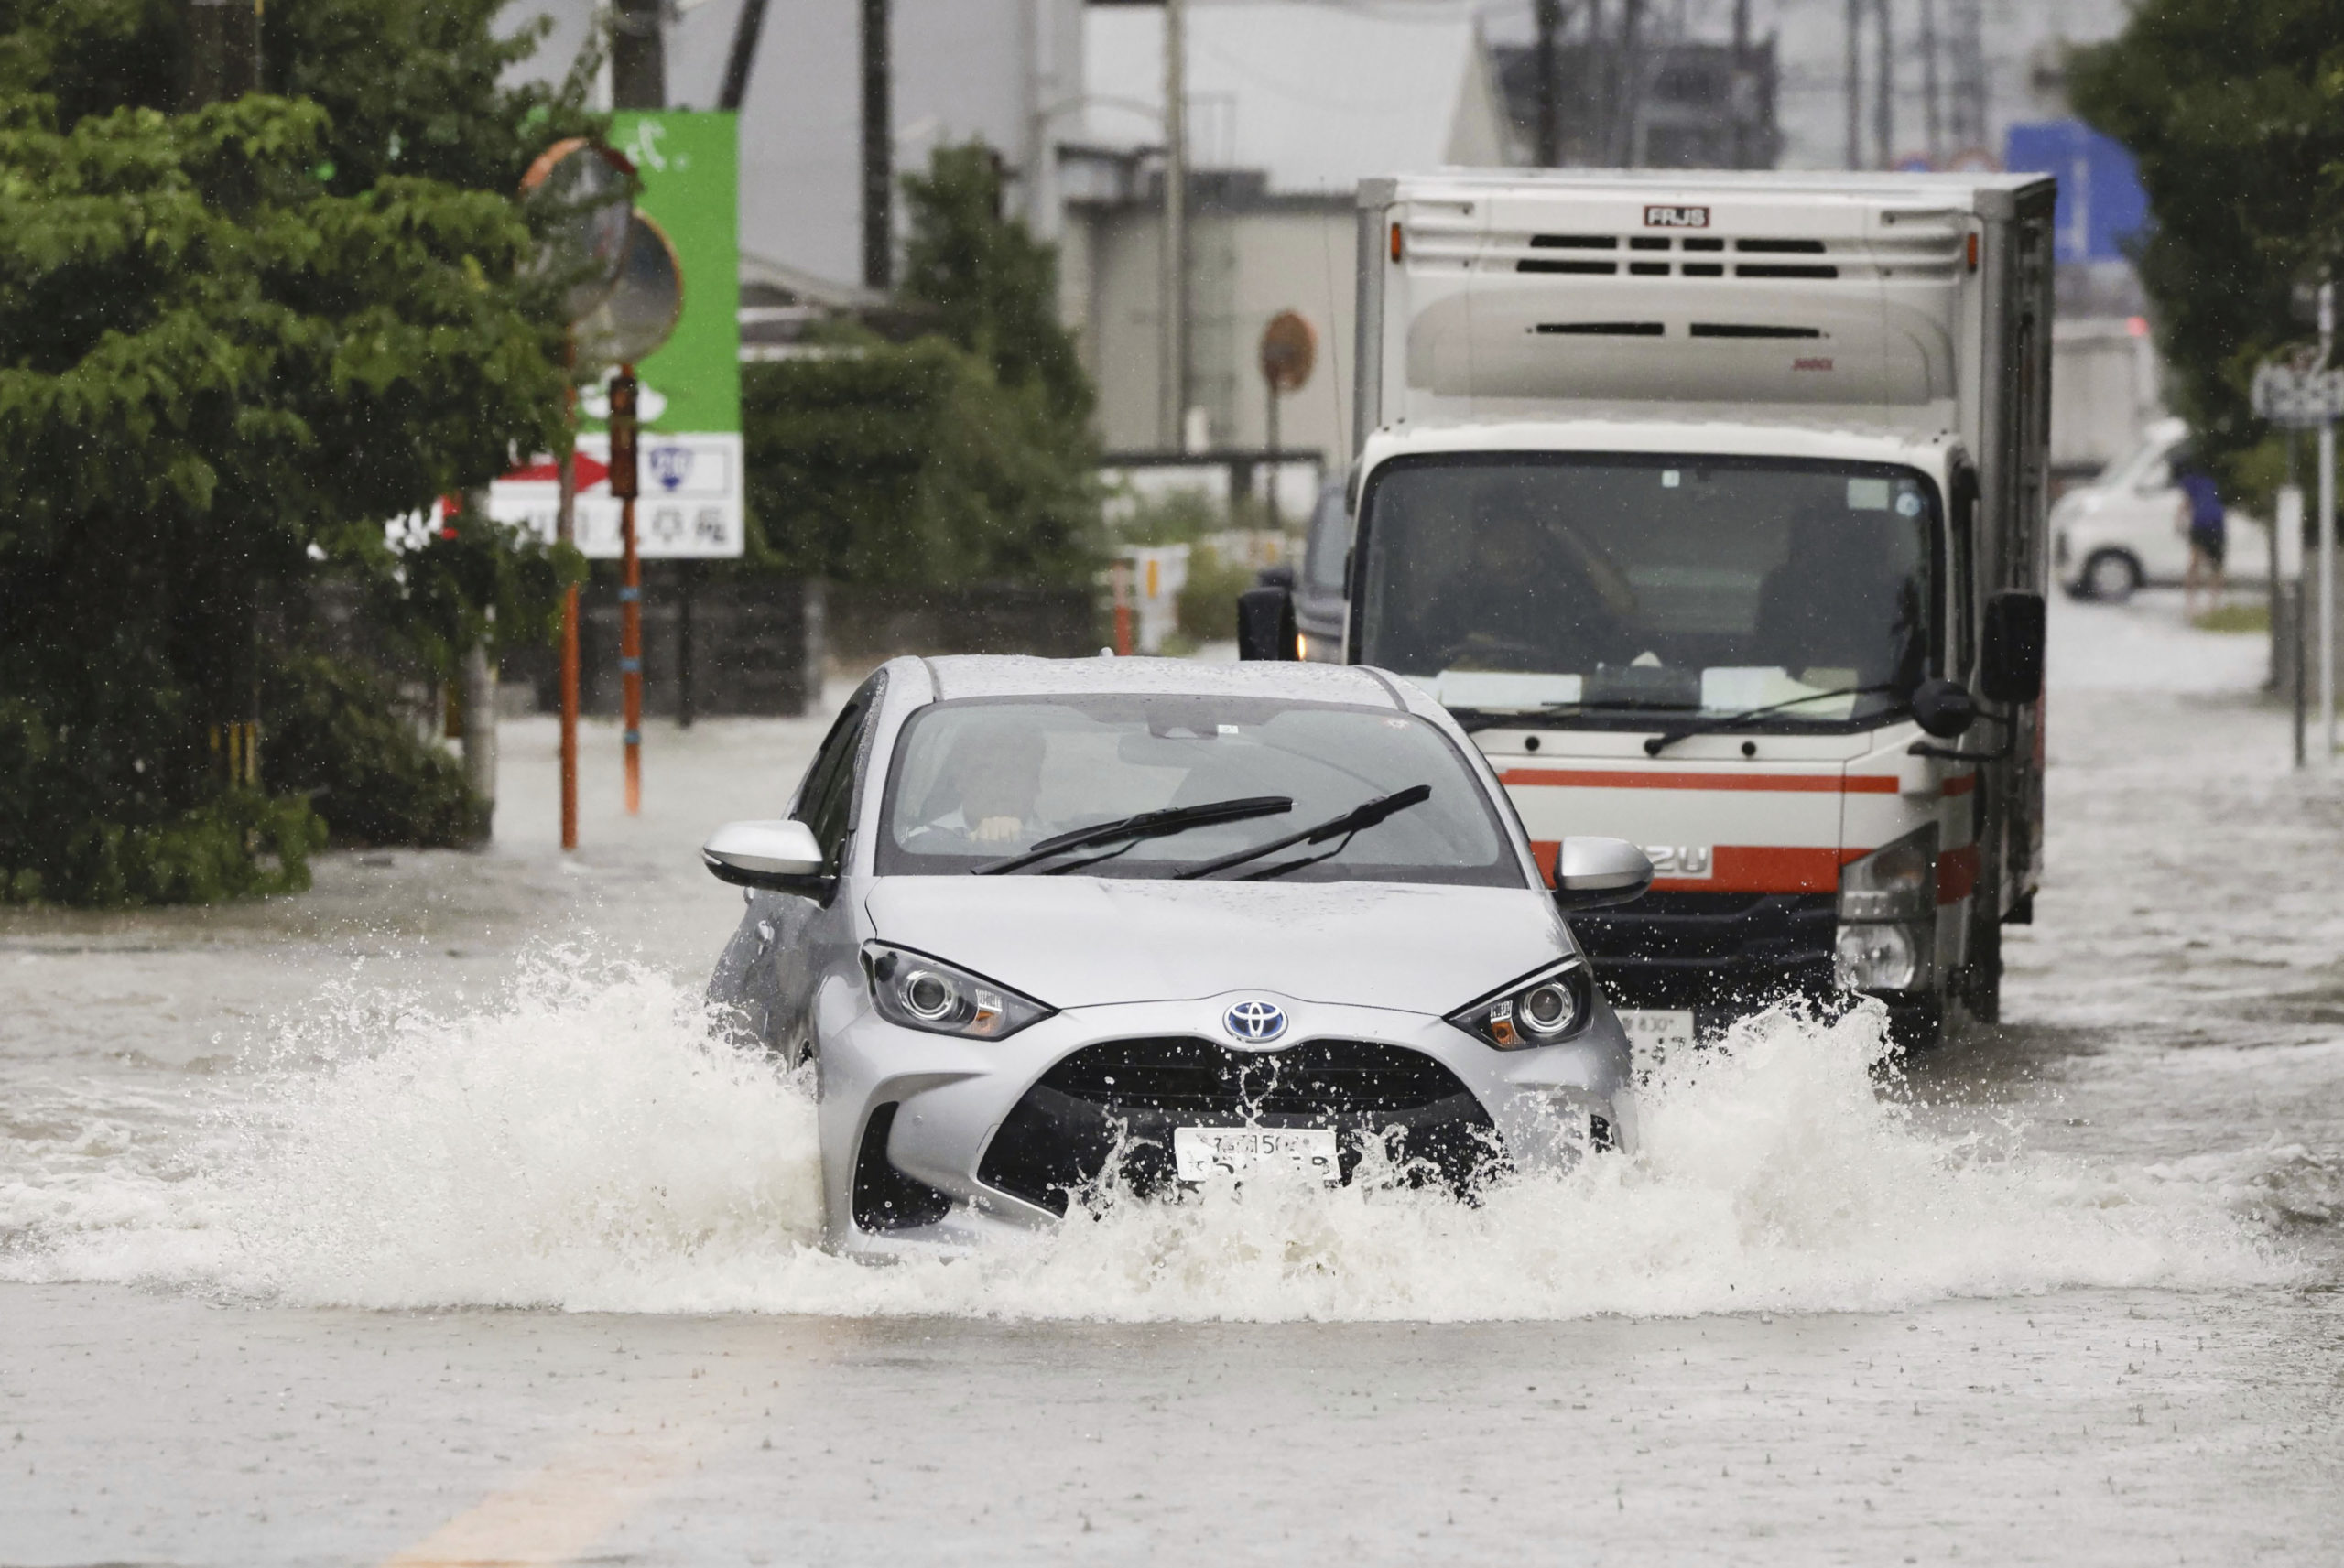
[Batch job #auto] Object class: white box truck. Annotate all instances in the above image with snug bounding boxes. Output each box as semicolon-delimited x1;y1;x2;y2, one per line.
1242;170;2054;1045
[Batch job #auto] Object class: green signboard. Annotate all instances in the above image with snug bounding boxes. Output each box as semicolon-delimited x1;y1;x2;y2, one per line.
493;111;742;557
606;110;740;437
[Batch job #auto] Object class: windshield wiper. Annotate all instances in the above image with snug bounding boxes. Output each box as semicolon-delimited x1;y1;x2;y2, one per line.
972;795;1292;875
1642;685;1894;756
1174;784;1433;881
1450;699;1695;734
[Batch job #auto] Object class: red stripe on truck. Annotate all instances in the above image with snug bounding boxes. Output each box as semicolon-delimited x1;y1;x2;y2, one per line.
1503;768;1899;794
1937;844;1980;904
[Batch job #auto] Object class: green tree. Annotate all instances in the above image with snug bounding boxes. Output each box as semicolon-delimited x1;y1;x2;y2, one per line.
0;1;591;903
900;142;1094;427
744;142;1100;587
2070;0;2344;477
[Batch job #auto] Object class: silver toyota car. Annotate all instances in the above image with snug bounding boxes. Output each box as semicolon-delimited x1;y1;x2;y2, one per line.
702;655;1653;1256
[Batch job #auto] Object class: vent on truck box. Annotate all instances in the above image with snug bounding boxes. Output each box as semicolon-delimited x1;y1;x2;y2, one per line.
1535;321;1666;336
1688;323;1824;338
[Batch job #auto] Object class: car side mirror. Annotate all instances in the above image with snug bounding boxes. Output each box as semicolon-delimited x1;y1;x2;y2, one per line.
1237;585;1298;661
1980;590;2046;705
702;818;830;893
1910;677;1976;739
1552;836;1654;911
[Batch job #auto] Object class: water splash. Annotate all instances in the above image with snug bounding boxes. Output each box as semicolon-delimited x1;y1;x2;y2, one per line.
0;954;2295;1320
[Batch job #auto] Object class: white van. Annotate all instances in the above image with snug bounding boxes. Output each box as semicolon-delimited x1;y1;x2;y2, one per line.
2052;417;2270;600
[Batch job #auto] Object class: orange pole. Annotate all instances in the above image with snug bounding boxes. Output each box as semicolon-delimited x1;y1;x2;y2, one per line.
559;580;580;849
1112;559;1134;656
612;362;642;817
622;492;641;815
558;370;581;849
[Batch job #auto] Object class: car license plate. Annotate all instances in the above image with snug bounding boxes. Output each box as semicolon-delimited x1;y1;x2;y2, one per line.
1617;1009;1696;1052
1173;1126;1341;1184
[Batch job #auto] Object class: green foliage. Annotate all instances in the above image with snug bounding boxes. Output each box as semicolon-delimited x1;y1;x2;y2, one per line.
1177;548;1257;643
743;143;1101;588
0;0;589;903
901;143;1095;427
2070;1;2344;479
260;650;486;849
1115;489;1222;547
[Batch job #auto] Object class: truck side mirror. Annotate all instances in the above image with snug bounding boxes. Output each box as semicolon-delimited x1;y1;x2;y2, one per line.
1910;677;1977;738
1236;586;1298;661
1553;837;1654;911
1980;590;2046;704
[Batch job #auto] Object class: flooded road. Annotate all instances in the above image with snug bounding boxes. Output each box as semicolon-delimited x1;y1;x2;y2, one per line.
5;595;2341;1564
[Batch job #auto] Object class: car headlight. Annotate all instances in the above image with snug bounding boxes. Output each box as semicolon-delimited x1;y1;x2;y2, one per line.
861;942;1054;1040
1835;825;1937;991
1448;957;1594;1050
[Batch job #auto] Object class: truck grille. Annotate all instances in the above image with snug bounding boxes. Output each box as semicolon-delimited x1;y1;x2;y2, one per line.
1571;892;1839;1021
976;1038;1500;1216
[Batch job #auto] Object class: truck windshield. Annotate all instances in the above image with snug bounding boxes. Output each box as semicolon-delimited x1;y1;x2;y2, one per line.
1354;454;1939;728
878;696;1520;886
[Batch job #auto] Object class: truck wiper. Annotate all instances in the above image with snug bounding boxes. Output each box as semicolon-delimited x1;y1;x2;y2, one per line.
972;795;1292;875
1642;685;1894;755
1173;784;1433;881
1450;699;1695;734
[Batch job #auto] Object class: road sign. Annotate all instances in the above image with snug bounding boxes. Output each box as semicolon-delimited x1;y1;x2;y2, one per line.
2252;362;2344;429
492;111;742;558
1259;310;1316;393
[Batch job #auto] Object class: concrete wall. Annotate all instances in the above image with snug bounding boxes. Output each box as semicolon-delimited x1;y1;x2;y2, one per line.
1069;192;1356;462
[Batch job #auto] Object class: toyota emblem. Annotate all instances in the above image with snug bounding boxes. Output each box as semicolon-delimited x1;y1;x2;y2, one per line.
1223;1000;1288;1044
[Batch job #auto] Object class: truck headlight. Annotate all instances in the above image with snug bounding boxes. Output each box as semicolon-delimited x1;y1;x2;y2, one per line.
1834;825;1937;992
1449;958;1594;1049
1838;824;1937;922
861;942;1053;1040
1835;921;1923;990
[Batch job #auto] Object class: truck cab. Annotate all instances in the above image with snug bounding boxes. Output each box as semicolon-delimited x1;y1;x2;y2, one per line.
1242;169;2056;1045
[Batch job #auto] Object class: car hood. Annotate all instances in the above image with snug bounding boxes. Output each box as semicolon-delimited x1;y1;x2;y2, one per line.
862;877;1570;1012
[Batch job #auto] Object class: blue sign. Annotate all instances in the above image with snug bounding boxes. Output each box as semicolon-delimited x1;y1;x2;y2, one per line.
2003;119;2149;264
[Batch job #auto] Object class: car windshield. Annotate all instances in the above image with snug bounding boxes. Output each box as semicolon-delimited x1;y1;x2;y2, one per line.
1354;454;1939;728
878;696;1520;886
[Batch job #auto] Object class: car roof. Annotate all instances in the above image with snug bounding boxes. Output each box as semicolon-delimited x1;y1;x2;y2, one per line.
906;654;1416;710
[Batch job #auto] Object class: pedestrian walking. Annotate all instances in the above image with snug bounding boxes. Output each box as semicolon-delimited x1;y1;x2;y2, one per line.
2177;458;2228;616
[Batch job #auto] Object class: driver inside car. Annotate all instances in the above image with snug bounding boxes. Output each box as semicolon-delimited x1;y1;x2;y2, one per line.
1418;488;1633;671
905;727;1048;847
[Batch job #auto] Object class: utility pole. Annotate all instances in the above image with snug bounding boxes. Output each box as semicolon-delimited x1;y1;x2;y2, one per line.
2322;280;2337;767
1844;0;1862;169
1917;0;1943;166
1948;0;1986;152
719;0;770;110
1160;0;1188;449
183;0;262;106
1731;0;1752;168
612;0;665;114
1534;0;1562;168
862;0;893;292
1872;0;1894;172
1613;0;1644;166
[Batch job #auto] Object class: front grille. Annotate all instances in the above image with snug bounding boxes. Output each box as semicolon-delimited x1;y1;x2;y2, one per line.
1571;892;1839;1021
977;1038;1500;1216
